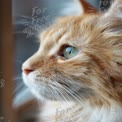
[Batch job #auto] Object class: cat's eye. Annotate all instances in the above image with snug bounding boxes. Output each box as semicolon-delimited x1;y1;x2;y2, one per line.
62;46;79;59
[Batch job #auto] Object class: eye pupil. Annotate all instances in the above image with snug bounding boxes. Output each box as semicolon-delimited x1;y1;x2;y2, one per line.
66;47;73;54
62;46;79;59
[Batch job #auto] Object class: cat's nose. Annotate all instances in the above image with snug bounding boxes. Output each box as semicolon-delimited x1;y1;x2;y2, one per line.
23;68;33;75
22;64;34;75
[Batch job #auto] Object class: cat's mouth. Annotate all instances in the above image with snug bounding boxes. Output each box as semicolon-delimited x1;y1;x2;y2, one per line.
23;71;94;102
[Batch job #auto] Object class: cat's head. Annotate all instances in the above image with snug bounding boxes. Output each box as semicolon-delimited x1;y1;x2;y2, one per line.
22;0;122;104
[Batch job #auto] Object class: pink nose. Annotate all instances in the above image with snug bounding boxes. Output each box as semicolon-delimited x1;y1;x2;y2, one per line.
23;68;33;75
22;64;34;75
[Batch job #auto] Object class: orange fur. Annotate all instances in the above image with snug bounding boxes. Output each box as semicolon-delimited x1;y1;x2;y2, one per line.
22;0;122;122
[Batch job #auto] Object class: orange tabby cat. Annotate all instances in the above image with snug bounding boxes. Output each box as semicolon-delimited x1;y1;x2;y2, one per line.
22;0;122;122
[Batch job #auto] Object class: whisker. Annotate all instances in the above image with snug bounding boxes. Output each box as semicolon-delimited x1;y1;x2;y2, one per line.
51;82;70;103
63;86;84;104
52;76;85;105
47;86;55;101
56;82;78;101
13;77;22;81
15;59;23;64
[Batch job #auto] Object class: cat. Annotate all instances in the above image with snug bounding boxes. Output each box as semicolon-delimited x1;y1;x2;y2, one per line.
22;0;122;122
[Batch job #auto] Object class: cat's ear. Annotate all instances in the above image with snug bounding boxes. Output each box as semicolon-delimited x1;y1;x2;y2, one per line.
76;0;97;14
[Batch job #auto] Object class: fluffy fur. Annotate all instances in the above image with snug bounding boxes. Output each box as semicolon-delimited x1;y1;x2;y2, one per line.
22;0;122;122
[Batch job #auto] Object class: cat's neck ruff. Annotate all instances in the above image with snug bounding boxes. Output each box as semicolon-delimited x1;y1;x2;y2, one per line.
41;100;122;122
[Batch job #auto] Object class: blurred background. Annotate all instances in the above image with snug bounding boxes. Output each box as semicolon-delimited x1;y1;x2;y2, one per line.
0;0;110;122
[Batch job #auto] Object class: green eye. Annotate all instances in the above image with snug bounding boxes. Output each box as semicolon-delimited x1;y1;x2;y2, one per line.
63;46;79;59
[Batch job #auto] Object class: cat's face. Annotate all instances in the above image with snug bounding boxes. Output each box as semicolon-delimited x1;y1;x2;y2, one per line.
22;1;122;103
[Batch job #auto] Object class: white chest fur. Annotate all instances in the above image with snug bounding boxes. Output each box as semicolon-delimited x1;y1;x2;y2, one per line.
40;101;122;122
